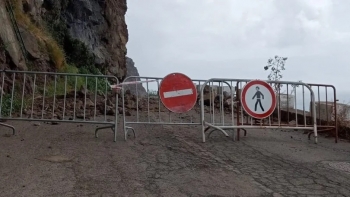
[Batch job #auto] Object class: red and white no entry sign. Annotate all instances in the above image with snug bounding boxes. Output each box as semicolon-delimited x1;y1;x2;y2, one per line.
241;80;276;119
159;73;197;113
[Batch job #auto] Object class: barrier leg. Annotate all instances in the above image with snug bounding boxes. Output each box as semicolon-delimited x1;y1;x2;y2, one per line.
113;125;117;142
314;124;318;144
202;122;206;143
95;125;114;139
0;122;15;135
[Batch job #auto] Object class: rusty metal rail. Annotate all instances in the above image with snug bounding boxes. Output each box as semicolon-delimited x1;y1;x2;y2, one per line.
200;78;318;143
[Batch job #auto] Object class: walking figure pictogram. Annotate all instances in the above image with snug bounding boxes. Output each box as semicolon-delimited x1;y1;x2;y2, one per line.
252;86;264;111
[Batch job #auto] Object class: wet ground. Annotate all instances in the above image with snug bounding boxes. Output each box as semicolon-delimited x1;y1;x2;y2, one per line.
1;114;350;197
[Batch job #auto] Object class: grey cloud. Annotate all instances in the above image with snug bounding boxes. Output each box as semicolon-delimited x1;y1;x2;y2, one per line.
126;0;350;101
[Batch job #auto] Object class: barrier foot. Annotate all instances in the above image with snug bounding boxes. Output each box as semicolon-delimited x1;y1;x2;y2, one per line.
307;132;318;144
95;124;115;139
0;122;15;135
207;128;234;140
307;132;313;140
124;126;136;141
204;122;229;140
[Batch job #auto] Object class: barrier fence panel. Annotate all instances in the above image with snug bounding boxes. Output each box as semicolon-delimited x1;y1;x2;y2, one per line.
200;78;318;143
120;76;233;140
307;84;338;142
0;70;120;141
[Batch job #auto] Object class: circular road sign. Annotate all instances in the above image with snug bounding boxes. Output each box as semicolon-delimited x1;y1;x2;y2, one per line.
241;80;276;119
159;73;197;113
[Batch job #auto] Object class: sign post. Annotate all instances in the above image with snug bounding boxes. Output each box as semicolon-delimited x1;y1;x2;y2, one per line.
241;80;276;119
159;73;197;113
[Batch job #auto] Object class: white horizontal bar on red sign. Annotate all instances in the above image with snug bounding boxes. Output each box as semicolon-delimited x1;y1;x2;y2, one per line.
163;88;194;98
110;79;157;89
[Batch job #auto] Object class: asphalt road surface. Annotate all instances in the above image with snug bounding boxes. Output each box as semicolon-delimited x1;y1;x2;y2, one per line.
1;118;350;197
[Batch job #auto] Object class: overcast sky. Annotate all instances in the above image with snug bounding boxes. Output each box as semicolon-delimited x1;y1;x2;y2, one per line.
125;0;350;103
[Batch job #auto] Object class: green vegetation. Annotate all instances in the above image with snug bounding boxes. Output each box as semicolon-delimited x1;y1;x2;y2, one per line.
2;0;110;110
12;0;66;70
41;0;108;94
0;94;27;117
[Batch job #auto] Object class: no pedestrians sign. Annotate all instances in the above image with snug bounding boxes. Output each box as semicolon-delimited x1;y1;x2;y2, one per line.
241;80;276;119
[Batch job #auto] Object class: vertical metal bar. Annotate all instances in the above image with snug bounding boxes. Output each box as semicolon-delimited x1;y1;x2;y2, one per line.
94;77;97;120
63;76;67;120
302;85;306;127
157;79;161;121
235;82;241;141
287;84;289;122
104;78;107;122
278;83;281;126
83;77;87;120
220;82;224;125
52;74;57;119
114;77;118;142
198;80;201;121
240;82;244;124
325;87;329;124
270;81;274;125
10;73;15;117
73;76;77;120
311;89;318;144
0;72;4;117
211;82;214;124
122;84;126;137
200;80;206;142
317;86;320;125
333;87;338;143
136;78;139;122
41;74;47;119
30;74;36;119
230;81;234;126
20;73;26;118
147;80;150;122
294;86;298;126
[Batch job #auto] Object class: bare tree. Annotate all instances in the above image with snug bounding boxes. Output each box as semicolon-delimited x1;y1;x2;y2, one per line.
264;55;288;93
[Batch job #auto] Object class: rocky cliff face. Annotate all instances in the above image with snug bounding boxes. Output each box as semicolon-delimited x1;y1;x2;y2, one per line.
60;0;128;79
0;0;129;81
125;57;147;96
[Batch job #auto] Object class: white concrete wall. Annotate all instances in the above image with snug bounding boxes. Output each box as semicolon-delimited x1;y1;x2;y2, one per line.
309;102;350;122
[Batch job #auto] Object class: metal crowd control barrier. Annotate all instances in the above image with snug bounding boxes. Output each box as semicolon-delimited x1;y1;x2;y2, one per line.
307;84;337;143
0;70;120;141
200;78;318;144
120;76;233;140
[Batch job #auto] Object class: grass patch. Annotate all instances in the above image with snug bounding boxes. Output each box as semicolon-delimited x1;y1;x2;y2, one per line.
78;66;110;93
41;64;111;97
